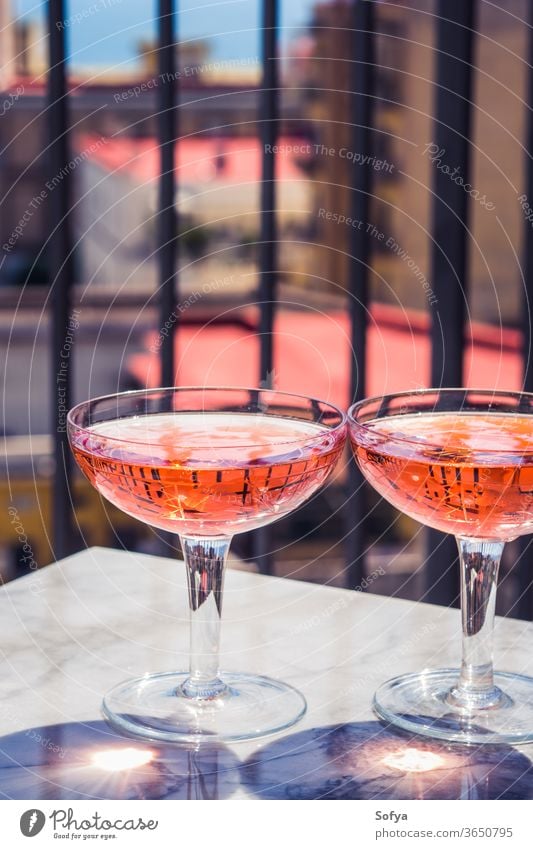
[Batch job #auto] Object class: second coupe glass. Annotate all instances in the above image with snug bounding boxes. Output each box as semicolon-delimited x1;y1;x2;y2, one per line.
349;389;533;744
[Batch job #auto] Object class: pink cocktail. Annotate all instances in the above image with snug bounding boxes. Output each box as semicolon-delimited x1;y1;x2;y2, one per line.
349;389;533;744
71;411;341;537
68;387;346;743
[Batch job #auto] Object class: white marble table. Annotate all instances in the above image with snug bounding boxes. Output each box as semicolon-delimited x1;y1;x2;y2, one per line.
1;547;532;800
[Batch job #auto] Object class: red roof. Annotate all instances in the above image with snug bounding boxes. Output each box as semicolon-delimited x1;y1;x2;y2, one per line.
80;135;310;184
127;305;523;409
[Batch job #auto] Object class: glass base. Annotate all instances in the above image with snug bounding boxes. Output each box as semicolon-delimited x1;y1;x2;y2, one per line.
102;671;307;744
374;669;533;744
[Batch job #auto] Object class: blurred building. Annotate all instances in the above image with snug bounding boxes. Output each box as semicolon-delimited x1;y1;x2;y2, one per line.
306;0;526;324
76;133;311;289
0;0;529;324
0;17;305;289
137;37;261;87
0;1;16;88
302;0;402;298
13;17;48;78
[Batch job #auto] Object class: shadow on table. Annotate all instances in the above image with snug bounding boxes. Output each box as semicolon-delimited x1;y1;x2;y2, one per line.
3;719;531;801
241;721;533;800
0;720;240;800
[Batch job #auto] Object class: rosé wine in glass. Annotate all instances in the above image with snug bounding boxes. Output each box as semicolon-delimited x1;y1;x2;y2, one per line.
71;412;341;537
353;410;533;540
349;389;533;745
68;387;346;744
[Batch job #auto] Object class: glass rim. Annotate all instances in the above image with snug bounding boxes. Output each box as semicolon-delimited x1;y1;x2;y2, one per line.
348;387;533;456
67;385;347;450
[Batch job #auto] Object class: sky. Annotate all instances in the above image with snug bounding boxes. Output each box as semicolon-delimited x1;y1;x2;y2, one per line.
13;0;315;71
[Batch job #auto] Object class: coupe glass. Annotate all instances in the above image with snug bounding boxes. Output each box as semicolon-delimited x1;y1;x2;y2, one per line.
349;388;533;744
68;387;346;743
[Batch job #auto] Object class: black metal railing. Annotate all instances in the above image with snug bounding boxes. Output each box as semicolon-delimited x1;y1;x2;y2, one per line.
253;0;279;575
40;0;533;615
158;0;178;390
345;0;374;589
48;0;75;559
516;2;533;620
426;2;476;606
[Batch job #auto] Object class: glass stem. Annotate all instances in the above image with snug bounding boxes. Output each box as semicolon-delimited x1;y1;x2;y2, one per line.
179;535;231;700
448;537;507;710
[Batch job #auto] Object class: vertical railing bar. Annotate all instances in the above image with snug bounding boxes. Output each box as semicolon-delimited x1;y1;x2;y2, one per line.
345;0;375;589
48;0;75;559
523;10;533;395
156;0;179;557
426;1;476;604
258;0;279;383
253;0;279;575
158;0;178;388
516;5;533;619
